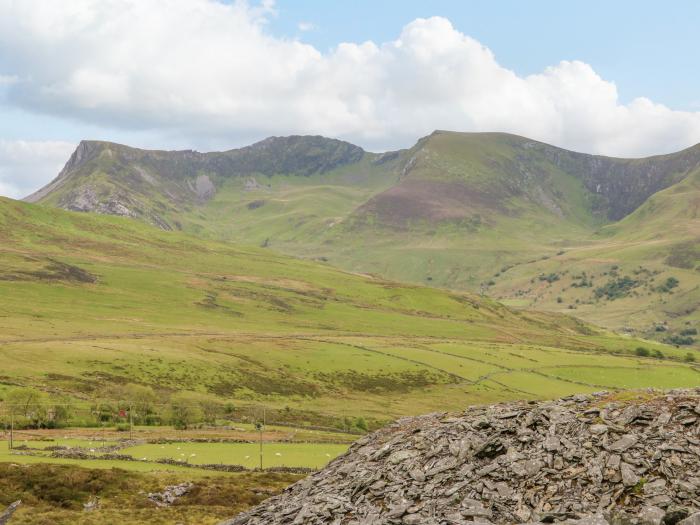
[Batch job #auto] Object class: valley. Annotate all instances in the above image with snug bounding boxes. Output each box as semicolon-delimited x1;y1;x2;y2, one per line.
2;131;698;525
1;196;697;424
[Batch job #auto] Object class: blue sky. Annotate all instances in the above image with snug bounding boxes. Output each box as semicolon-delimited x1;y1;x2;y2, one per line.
1;0;700;198
270;0;699;110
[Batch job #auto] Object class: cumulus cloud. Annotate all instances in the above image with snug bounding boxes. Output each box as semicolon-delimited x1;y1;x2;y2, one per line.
0;140;76;198
0;0;699;158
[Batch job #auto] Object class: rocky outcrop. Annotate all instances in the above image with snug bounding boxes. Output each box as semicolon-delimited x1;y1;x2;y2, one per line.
0;501;20;525
24;135;368;230
148;482;193;507
523;140;700;221
24;140;104;203
224;389;700;525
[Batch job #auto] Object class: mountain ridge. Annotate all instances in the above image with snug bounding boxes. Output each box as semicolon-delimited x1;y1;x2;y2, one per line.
23;130;700;345
27;131;700;227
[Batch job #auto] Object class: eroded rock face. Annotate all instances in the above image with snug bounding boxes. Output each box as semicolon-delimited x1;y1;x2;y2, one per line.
223;389;700;525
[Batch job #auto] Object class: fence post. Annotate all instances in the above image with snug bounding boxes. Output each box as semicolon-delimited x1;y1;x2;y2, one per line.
9;412;13;450
129;405;134;441
255;421;263;470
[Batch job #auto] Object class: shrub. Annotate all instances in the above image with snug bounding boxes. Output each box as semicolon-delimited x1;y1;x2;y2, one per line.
680;328;698;336
355;417;368;432
634;347;650;357
665;335;696;346
594;276;638;300
684;352;696;362
657;277;680;293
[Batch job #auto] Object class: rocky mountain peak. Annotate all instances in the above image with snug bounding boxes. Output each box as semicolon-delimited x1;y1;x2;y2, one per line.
231;135;366;176
224;389;700;525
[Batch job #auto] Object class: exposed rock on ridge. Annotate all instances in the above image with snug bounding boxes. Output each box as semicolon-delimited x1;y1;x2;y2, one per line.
23;135;368;230
224;389;700;525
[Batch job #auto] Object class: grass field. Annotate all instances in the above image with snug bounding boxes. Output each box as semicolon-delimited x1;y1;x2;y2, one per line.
0;196;697;427
0;424;347;524
1;436;349;470
120;442;348;469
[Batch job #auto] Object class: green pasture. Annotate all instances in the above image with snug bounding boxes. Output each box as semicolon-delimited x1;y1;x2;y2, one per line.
121;442;349;469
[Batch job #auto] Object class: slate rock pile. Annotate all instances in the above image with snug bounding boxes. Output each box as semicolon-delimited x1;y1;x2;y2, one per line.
224;389;700;525
148;482;194;507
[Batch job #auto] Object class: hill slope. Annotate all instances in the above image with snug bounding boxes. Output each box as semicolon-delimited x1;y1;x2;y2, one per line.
489;166;700;342
1;197;696;425
26;131;700;344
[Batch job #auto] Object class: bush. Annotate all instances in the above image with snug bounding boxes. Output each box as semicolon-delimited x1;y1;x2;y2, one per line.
665;335;696;346
115;423;130;432
634;347;650;357
594;276;638;300
684;352;696;362
680;328;698;336
657;277;679;293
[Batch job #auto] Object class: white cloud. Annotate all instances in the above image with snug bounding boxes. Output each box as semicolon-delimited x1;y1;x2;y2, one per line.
298;21;315;32
0;140;76;198
0;0;699;158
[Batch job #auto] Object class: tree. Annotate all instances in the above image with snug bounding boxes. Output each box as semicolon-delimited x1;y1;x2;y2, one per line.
47;398;72;428
4;388;47;427
199;399;222;425
355;417;368;432
168;394;203;430
123;384;157;424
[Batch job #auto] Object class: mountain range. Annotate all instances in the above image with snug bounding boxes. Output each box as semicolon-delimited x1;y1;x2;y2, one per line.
25;131;699;347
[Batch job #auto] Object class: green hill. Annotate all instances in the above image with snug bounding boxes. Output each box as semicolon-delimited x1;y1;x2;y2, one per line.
1;197;697;425
25;131;700;346
489;166;700;343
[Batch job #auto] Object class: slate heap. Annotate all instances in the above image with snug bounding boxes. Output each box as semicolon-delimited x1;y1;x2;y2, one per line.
223;389;700;525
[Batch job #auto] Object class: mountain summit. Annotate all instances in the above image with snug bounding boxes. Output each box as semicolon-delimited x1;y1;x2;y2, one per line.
26;131;700;344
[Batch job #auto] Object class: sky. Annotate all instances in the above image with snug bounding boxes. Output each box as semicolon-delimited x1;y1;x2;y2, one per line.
1;0;700;199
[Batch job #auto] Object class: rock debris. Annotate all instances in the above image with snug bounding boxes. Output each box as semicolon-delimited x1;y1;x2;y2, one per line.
222;389;700;525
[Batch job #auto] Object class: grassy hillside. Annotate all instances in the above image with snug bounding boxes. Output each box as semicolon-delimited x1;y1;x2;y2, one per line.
1;197;697;424
25;131;700;345
489;167;700;344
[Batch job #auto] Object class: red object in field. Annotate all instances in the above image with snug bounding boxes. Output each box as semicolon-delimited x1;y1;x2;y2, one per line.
119;409;126;418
